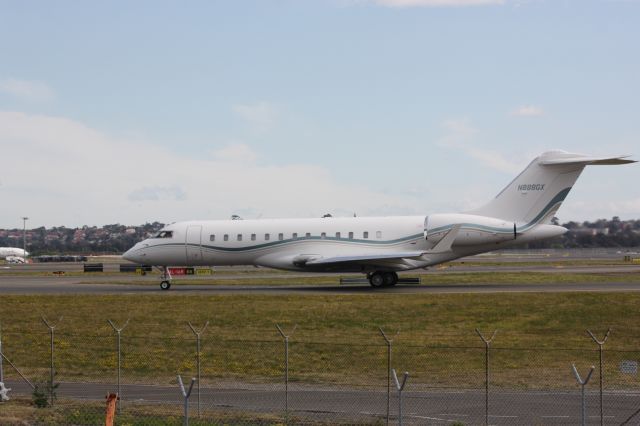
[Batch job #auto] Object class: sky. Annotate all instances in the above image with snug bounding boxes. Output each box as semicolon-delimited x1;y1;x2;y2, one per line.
0;0;639;228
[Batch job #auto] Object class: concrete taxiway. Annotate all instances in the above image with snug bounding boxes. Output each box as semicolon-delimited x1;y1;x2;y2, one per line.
0;275;639;295
5;380;640;425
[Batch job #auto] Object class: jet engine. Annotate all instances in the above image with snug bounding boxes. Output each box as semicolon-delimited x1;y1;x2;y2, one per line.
424;213;516;246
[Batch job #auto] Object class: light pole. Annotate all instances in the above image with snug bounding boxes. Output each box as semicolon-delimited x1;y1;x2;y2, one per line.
22;217;29;258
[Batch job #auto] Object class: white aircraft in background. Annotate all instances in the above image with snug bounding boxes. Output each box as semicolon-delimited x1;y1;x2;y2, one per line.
0;247;29;264
123;151;635;290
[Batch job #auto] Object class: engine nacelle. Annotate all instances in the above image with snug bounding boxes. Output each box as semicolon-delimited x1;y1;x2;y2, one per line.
425;213;515;247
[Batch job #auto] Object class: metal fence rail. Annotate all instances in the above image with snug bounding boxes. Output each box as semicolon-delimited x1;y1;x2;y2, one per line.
1;322;640;425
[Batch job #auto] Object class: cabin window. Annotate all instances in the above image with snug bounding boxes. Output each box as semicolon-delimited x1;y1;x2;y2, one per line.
237;234;242;241
224;234;229;241
305;232;311;238
278;233;284;241
210;234;215;242
376;231;382;239
292;233;298;239
265;233;270;241
251;234;256;241
363;231;369;239
321;232;326;239
336;232;341;239
348;232;354;239
153;231;173;239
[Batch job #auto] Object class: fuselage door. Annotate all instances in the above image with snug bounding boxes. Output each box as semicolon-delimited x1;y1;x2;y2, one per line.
185;225;203;264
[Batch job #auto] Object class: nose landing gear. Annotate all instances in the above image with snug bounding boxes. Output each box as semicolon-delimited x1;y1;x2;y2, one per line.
156;266;172;290
368;271;398;288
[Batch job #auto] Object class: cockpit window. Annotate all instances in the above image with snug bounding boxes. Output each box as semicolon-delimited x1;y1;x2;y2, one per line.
153;231;173;239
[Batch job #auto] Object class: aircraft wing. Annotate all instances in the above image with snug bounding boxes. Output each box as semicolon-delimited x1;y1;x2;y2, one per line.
302;251;426;266
288;225;461;270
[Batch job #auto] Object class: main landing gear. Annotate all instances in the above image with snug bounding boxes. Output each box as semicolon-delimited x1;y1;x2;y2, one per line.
156;266;172;290
367;271;398;288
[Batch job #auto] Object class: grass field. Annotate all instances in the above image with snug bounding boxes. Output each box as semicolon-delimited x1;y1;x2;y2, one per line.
2;285;640;389
2;258;639;425
0;397;303;426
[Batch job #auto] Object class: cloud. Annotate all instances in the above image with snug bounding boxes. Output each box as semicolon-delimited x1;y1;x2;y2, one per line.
510;105;544;117
0;111;417;226
232;101;278;131
0;78;54;102
211;143;257;163
371;0;504;7
438;119;523;174
128;186;187;202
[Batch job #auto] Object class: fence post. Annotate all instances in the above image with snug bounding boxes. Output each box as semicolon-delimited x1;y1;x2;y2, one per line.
41;315;62;407
392;369;409;426
572;363;595;426
0;323;34;396
107;319;129;414
105;393;117;426
187;321;209;418
0;323;4;384
476;329;497;426
379;327;400;426
276;324;297;424
177;374;196;426
587;328;610;426
0;352;35;391
0;322;6;403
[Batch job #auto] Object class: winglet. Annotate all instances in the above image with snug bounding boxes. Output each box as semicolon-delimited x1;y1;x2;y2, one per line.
427;224;461;254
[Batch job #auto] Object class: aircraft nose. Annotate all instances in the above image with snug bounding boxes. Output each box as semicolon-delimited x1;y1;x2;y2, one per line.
122;247;136;262
123;243;146;263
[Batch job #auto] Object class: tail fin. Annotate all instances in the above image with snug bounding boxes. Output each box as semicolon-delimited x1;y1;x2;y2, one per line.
467;150;635;227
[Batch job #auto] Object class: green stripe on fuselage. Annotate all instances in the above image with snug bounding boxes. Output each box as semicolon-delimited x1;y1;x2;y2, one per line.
428;187;571;235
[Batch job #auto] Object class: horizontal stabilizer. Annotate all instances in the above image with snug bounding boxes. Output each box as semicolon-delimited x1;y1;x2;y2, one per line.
539;153;636;166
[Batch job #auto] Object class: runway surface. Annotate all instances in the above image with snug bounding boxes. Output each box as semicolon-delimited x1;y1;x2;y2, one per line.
1;248;638;295
0;275;639;294
5;379;640;425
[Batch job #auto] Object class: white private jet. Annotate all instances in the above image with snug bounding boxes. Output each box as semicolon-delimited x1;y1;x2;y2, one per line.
123;151;635;290
0;247;29;264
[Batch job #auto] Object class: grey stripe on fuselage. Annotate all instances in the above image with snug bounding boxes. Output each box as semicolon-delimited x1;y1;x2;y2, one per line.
149;233;425;254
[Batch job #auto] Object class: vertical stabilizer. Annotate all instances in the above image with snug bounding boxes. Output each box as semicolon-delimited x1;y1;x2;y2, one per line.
466;150;635;227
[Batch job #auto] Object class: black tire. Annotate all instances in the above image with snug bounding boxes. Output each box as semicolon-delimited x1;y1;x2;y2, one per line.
369;272;385;288
383;272;398;287
160;281;171;290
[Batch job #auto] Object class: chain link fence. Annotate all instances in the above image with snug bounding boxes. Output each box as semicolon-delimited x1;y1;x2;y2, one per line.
2;322;640;425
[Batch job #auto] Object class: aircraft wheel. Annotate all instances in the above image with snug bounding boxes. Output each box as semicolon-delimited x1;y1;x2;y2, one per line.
160;281;171;290
383;272;398;287
369;272;385;288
